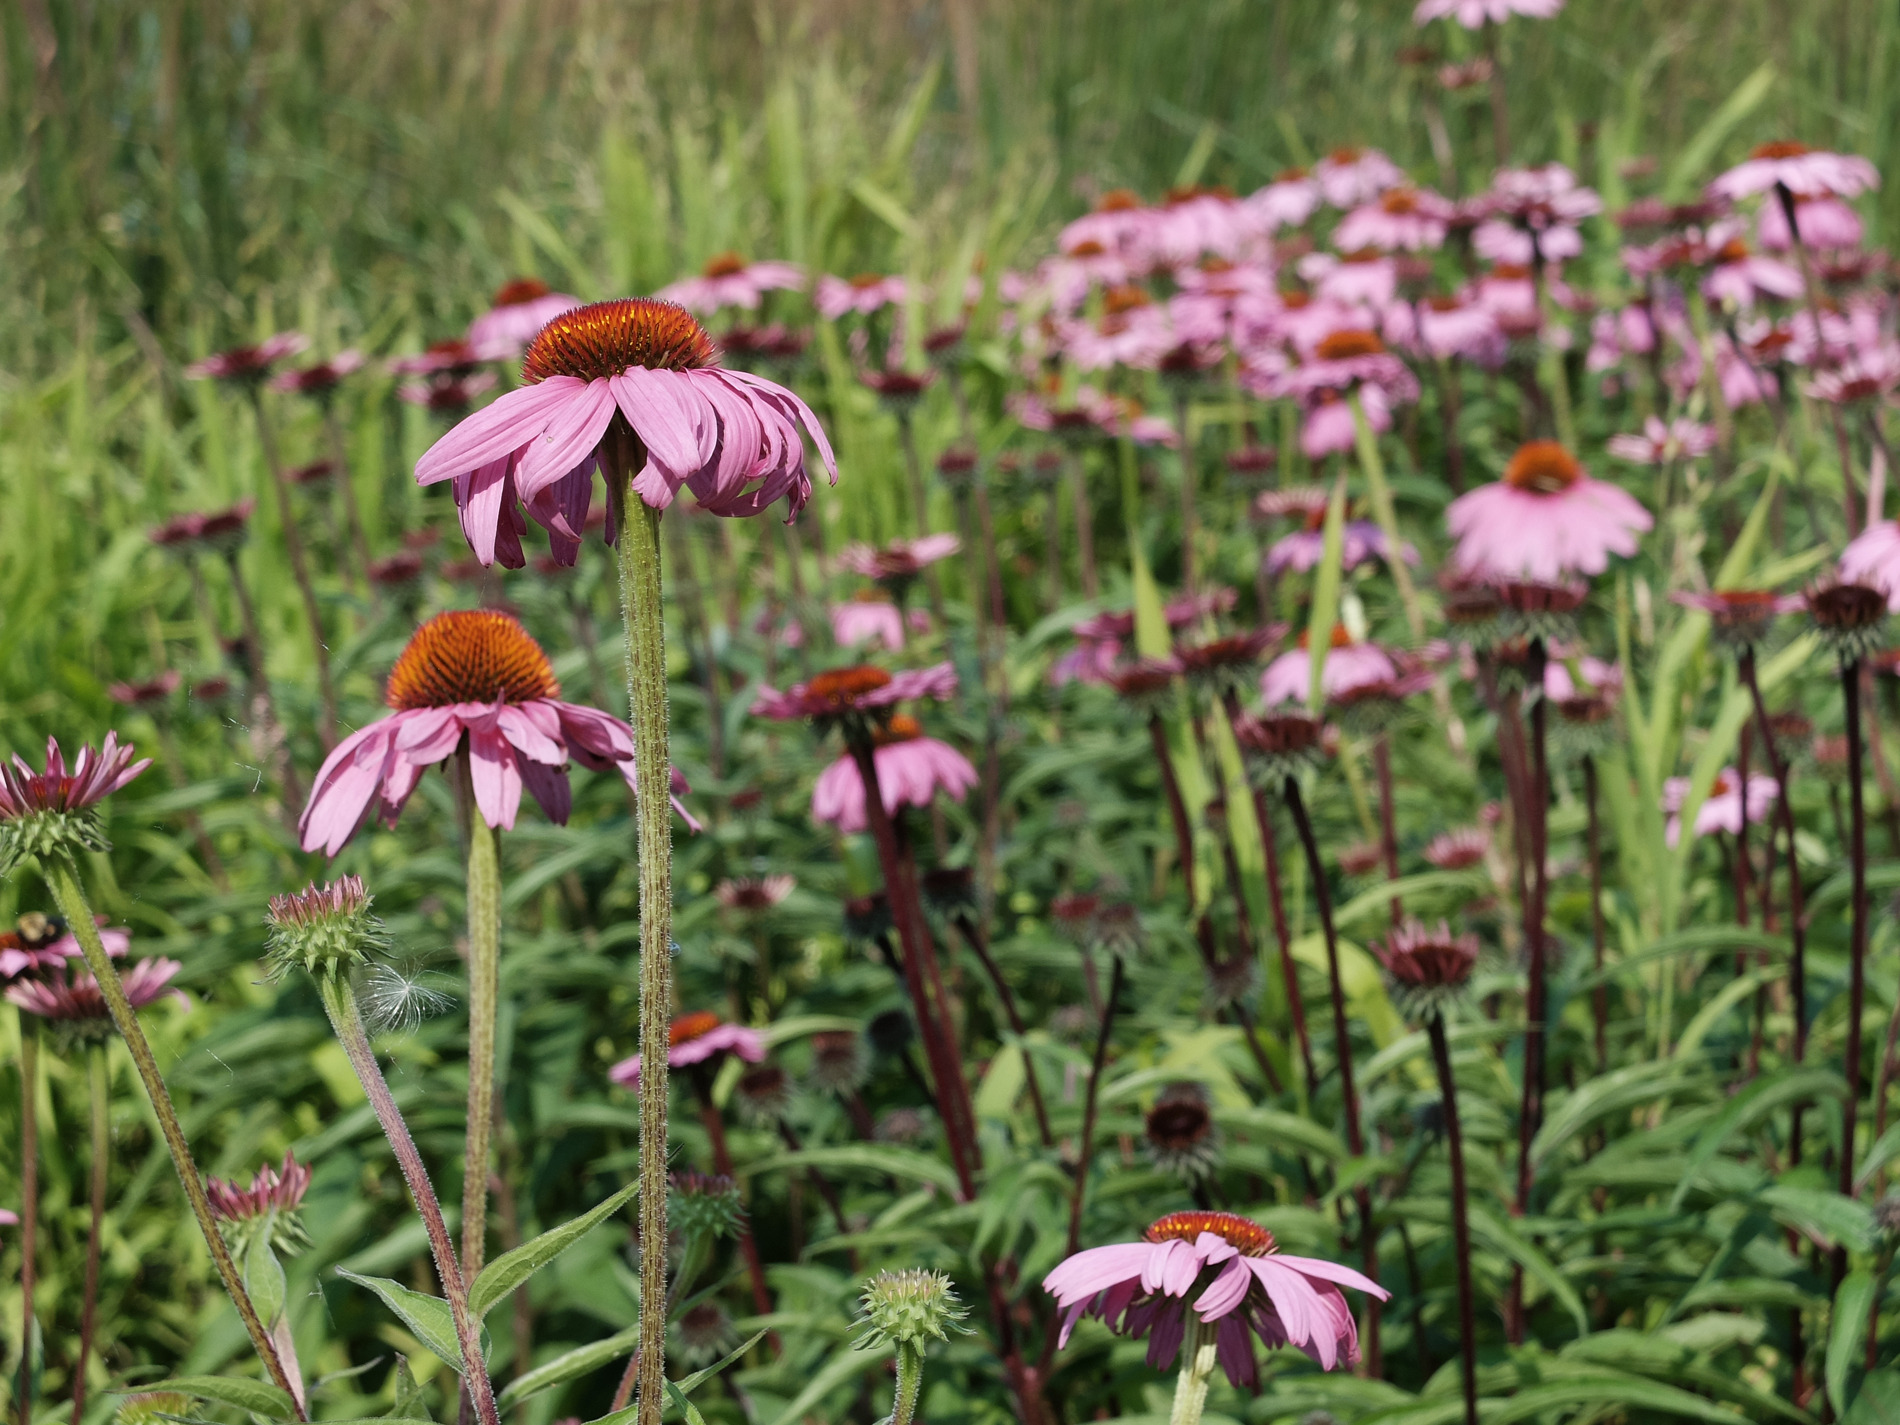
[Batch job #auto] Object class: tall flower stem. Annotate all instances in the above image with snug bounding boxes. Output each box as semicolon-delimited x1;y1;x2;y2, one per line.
1740;647;1807;1155
1281;775;1381;1372
1838;654;1870;1291
246;390;338;746
1166;1313;1221;1425
1173;390;1200;593
1583;756;1608;1069
15;1014;38;1425
606;440;677;1425
948;911;1055;1148
688;1075;774;1317
1508;641;1553;1342
69;1040;109;1425
317;973;499;1425
44;858;302;1415
890;1341;926;1425
1063;954;1124;1260
453;752;504;1281
1425;1013;1479;1425
848;741;980;1197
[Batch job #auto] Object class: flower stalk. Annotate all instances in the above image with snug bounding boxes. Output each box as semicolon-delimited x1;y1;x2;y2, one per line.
43;857;303;1415
1064;953;1124;1259
607;438;678;1425
1840;653;1871;1276
70;1041;109;1425
15;1013;38;1425
453;751;504;1281
1426;1012;1479;1425
1166;1313;1221;1425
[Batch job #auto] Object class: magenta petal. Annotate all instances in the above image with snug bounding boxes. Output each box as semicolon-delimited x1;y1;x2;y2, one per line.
1195;1256;1253;1320
515;380;618;499
468;727;523;830
415;379;584;485
1271;1253;1391;1300
611;368;710;481
517;751;573;824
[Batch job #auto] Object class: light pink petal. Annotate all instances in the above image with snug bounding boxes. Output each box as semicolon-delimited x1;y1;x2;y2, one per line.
1270;1253;1390;1299
1195;1256;1254;1320
611;367;711;482
415;379;586;485
515;380;619;499
468;727;524;830
497;704;566;765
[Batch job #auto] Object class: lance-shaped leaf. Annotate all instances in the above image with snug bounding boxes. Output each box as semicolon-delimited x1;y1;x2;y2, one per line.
468;1178;639;1320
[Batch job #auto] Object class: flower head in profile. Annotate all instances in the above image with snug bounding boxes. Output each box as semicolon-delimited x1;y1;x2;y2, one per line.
300;610;690;855
1422;827;1490;871
811;715;978;833
185;332;308;384
854;1269;971;1351
753;662;957;735
271;350;366;399
1233;711;1330;786
466;277;583;360
1806;579;1890;662
206;1152;313;1258
1376;920;1480;1019
1446;441;1652;583
610;1011;765;1091
715;875;796;914
1043;1210;1388;1380
1662;769;1779;847
108;671;182;710
1672;589;1803;649
414;298;835;567
1607;417;1718;466
265;876;385;979
148;501;255;560
836;534;961;602
832;594;908;651
816;273;908;319
0;734;149;875
659;254;806;317
8;957;184;1035
1840;522;1900;612
1175;629;1283;692
1260;629;1396;709
1143;1083;1223;1182
1709;141;1880;203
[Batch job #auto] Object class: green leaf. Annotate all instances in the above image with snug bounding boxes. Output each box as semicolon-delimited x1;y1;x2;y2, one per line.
674;1329;768;1396
1466;1205;1589;1337
736;1144;960;1195
244;1231;287;1326
1213;1106;1347;1162
1533;1057;1707;1167
1663;62;1777;199
391;1355;433;1421
760;1338;891;1425
335;1268;480;1373
1846;1369;1900;1424
1304;474;1349;711
1670;1068;1847;1208
1758;1186;1877;1253
1857;1122;1900;1194
469;1178;638;1320
498;1325;639;1407
136;1377;296;1420
1829;1270;1878;1414
663;1382;709;1425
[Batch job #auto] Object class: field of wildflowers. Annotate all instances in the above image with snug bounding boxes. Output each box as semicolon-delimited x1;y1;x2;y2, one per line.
5;2;1900;1423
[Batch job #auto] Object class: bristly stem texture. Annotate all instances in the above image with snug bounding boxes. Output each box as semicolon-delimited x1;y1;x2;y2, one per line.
71;1041;109;1425
16;1015;37;1425
318;973;500;1425
455;751;504;1281
608;441;675;1425
1166;1313;1221;1425
1426;1013;1479;1425
890;1341;927;1425
44;857;304;1416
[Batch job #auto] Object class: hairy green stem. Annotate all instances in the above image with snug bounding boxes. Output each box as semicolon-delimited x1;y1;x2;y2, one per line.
607;443;675;1425
454;751;504;1280
890;1342;926;1425
45;857;303;1415
70;1041;109;1425
317;973;499;1425
15;1015;37;1425
1426;1015;1479;1425
1166;1313;1220;1425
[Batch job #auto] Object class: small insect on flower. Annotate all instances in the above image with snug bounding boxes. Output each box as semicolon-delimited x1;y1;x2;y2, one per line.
854;1269;972;1351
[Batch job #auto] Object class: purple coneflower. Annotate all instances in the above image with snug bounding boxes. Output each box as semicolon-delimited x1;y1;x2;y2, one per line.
185;333;308;383
1260;629;1397;708
715;875;796;913
659;254;805;316
810;715;978;833
610;1010;765;1091
271;350;366;398
1662;769;1779;847
1414;0;1561;24
1446;441;1652;583
831;594;908;651
7;957;184;1025
816;272;907;319
1607;417;1718;465
1708;141;1880;203
414;299;835;565
466;278;582;360
1423;827;1491;870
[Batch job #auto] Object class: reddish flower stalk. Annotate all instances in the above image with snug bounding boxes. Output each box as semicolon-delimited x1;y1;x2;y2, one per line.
1427;1014;1478;1425
1583;756;1608;1069
944;909;1054;1147
1838;651;1870;1290
1280;774;1381;1374
687;1070;774;1317
1063;953;1124;1260
1507;638;1553;1344
245;390;339;746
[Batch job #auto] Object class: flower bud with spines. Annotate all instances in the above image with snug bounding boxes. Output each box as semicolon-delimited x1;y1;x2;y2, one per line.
264;875;384;980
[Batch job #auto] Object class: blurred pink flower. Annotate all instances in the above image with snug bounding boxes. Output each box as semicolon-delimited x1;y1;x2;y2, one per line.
466;278;583;360
1266;520;1414;575
207;1152;312;1225
1042;1210;1387;1380
1261;635;1396;707
610;1011;765;1090
1243;171;1321;232
413;299;834;563
1841;520;1900;609
1050;638;1124;687
1312;148;1405;209
831;596;907;651
1709;142;1879;203
1298;386;1391;459
1663;769;1779;846
185;332;308;383
810;717;977;833
1757;196;1865;252
1415;297;1505;362
1543;655;1621;701
1701;235;1802;308
8;958;184;1021
658;255;806;316
0;734;148;822
836;534;960;583
816;273;907;319
272;350;366;398
1446;442;1651;582
0;920;129;983
1606;417;1718;465
1335;188;1453;251
1414;0;1562;25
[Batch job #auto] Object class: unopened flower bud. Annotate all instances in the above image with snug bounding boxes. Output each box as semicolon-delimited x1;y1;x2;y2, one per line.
265;875;383;979
853;1268;971;1351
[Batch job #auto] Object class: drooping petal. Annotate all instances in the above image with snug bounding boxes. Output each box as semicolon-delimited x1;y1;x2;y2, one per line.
514;379;619;499
467;726;524;830
416;378;587;485
517;752;573;824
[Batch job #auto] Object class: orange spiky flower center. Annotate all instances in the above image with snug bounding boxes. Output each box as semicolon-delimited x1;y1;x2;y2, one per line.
1069;238;1108;257
492;277;553;307
1751;141;1812;161
850;272;887;289
1104;284;1152;316
1715;237;1751;264
804;665;893;707
874;714;924;746
386;610;560;711
1340;247;1383;265
1145;1210;1276;1256
1380;188;1420;215
1316;329;1385;360
669;1010;724;1047
1504;440;1583;495
1098;189;1143;212
1328;146;1364;164
702;251;748;278
522;298;717;383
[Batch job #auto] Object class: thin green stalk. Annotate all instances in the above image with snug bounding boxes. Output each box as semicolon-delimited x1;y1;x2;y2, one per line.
70;1041;109;1425
606;436;675;1425
1166;1314;1220;1425
454;752;503;1280
1347;391;1424;644
317;973;500;1425
44;857;303;1416
890;1342;926;1425
16;1014;38;1425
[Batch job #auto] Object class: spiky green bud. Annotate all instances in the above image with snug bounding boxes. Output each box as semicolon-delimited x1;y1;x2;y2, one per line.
264;875;383;979
853;1268;971;1351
